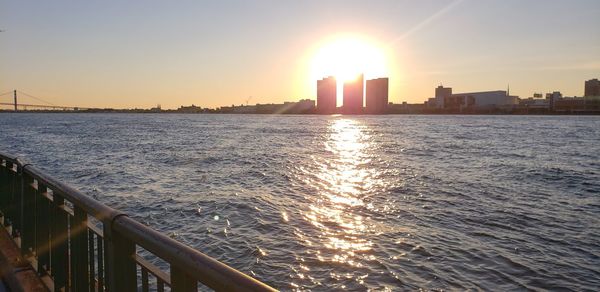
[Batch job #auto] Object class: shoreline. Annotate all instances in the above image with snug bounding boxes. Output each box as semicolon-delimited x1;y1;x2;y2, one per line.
1;110;600;116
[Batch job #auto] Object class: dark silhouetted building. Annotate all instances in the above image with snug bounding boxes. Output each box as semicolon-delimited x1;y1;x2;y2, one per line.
317;76;337;114
365;78;389;114
343;74;364;114
428;85;452;108
585;78;600;97
177;104;203;113
436;85;452;99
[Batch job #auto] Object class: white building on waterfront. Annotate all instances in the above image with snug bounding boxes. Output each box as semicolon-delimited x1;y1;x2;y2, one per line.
427;85;519;109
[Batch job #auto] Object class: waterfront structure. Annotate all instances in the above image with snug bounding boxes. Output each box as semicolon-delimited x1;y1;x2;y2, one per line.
177;104;204;113
427;84;519;111
545;91;562;110
445;90;519;110
546;91;562;100
342;74;364;114
317;76;337;114
427;85;452;108
520;95;550;109
284;99;315;113
220;99;315;114
436;85;453;99
388;102;426;114
518;90;600;113
365;78;389;114
553;95;600;112
584;78;600;97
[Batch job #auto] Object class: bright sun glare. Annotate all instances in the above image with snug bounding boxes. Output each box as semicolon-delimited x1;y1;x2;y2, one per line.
310;36;388;82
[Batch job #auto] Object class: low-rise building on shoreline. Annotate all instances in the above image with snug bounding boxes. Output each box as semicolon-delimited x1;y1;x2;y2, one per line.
218;99;315;114
426;85;519;112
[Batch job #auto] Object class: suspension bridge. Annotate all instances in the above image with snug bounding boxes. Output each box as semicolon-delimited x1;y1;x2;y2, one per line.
0;90;94;111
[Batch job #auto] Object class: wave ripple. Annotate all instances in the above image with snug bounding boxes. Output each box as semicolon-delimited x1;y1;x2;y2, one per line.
1;114;599;290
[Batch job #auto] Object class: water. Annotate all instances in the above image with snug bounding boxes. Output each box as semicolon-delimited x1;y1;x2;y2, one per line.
1;113;599;291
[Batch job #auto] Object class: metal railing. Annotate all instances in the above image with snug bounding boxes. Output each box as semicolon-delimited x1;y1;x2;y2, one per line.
0;151;276;292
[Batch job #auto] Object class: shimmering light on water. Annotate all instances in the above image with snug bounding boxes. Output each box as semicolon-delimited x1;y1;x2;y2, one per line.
301;119;374;272
0;114;599;291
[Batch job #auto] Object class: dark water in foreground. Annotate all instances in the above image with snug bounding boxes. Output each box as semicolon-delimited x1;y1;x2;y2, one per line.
1;113;599;291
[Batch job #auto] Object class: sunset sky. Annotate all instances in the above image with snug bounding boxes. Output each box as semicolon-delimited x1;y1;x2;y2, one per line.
1;0;599;109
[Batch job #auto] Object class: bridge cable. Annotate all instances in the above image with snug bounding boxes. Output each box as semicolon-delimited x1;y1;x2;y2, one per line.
16;90;57;106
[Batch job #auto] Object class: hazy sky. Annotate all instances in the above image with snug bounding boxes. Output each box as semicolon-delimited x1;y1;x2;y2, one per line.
1;0;599;109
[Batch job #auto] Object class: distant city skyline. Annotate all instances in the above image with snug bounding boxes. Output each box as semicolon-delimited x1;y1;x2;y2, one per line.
1;0;599;109
2;76;597;113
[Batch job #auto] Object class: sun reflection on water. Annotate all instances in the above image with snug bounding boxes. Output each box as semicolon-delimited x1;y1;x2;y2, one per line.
286;118;414;289
301;119;375;269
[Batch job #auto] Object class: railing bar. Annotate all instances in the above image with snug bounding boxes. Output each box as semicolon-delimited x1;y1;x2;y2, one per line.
97;234;104;292
20;164;122;224
103;224;136;291
6;161;15;235
171;265;197;292
88;230;95;292
72;206;89;292
40;190;53;202
0;161;10;229
21;173;36;257
141;267;149;292
70;215;76;291
134;254;171;285
157;279;165;292
115;216;275;291
13;164;23;240
50;193;69;291
36;184;51;274
87;222;103;237
28;181;37;190
60;204;74;217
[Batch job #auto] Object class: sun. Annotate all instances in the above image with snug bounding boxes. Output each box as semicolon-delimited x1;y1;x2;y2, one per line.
310;35;388;83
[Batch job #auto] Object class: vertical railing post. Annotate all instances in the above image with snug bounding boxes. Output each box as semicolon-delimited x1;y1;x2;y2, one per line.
97;235;104;291
0;160;8;223
141;268;149;292
35;184;51;274
71;206;89;292
5;161;15;236
88;230;96;292
21;172;36;258
171;266;197;292
103;218;136;291
13;164;23;243
50;193;69;291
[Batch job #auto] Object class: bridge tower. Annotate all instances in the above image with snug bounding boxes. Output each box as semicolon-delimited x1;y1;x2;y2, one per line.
13;90;17;111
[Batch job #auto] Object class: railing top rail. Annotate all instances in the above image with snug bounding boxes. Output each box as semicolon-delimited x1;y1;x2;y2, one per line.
0;151;276;291
114;216;275;291
0;151;19;164
24;164;123;223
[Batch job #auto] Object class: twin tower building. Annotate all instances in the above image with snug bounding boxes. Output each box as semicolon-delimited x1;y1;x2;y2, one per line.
317;75;389;114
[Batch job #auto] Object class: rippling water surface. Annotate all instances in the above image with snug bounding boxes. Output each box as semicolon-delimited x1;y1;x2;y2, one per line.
1;113;599;290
